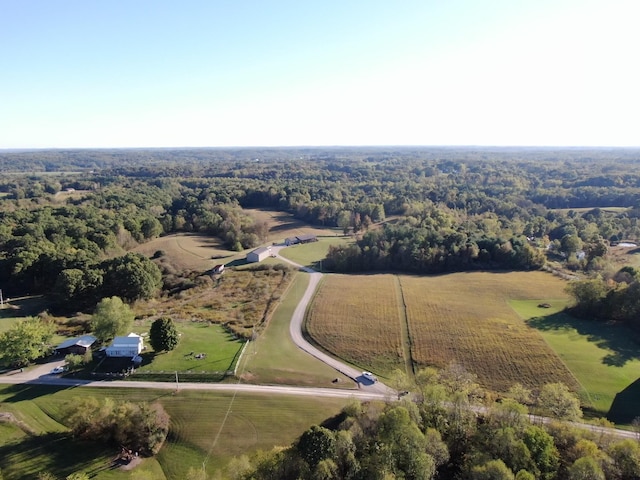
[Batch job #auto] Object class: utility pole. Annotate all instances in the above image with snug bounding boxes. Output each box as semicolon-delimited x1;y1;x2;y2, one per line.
0;289;3;307
175;371;179;392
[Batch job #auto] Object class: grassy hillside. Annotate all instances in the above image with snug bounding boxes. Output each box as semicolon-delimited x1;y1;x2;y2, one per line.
0;384;348;479
513;299;640;421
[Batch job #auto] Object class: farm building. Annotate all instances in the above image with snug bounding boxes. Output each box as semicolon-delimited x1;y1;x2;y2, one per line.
105;333;144;358
212;264;225;274
246;246;271;263
284;234;318;246
55;335;97;356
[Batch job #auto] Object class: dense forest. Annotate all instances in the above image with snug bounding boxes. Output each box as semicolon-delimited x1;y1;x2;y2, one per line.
1;147;640;324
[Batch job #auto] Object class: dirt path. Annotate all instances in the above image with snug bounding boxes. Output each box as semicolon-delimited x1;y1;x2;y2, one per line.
394;275;415;379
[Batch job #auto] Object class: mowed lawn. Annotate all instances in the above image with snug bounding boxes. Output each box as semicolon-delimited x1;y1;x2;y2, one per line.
306;274;405;375
308;271;579;393
279;236;352;269
513;300;640;422
239;272;354;387
134;322;245;375
0;384;348;479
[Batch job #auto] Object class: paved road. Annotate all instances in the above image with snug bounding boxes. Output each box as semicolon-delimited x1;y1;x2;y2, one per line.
0;244;395;400
2;245;637;441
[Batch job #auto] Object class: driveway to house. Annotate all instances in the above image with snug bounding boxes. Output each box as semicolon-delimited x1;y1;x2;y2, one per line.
0;244;393;398
271;245;395;396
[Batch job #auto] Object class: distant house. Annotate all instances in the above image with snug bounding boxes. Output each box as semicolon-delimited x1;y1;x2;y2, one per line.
55;335;97;356
246;246;271;263
285;234;318;246
212;264;225;274
296;234;318;244
105;333;144;358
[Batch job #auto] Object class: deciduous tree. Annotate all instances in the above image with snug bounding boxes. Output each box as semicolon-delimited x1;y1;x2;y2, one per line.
91;296;134;343
0;317;54;367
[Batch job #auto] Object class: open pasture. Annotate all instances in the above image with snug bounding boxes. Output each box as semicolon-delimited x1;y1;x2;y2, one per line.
306;274;405;375
401;272;578;393
133;233;233;273
514;300;640;422
279;236;352;269
0;384;347;479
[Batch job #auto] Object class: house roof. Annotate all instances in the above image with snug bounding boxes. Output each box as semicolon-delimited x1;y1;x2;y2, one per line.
55;335;97;350
249;247;270;255
110;334;143;347
297;234;317;241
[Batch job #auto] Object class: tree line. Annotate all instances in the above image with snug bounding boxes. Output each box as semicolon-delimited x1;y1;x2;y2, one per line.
218;364;639;480
2;147;640;305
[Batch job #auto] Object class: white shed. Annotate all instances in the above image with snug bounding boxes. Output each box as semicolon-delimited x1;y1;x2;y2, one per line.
246;246;271;263
105;333;144;358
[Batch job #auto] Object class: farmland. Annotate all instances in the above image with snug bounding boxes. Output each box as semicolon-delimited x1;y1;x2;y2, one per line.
0;384;348;479
513;300;640;421
307;271;578;393
306;274;405;375
238;272;355;387
132;233;235;273
243;208;340;244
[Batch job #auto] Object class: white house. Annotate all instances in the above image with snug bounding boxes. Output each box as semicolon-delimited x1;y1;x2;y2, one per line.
246;246;271;263
105;333;144;358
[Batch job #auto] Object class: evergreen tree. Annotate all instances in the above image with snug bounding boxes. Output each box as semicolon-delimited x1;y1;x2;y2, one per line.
149;317;179;352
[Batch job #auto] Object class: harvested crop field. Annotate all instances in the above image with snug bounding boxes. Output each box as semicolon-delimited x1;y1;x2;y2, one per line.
244;208;340;243
306;275;405;373
308;271;578;393
401;272;578;393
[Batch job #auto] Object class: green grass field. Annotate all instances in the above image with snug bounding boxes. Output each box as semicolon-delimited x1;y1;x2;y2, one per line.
0;384;348;479
278;236;352;269
134;322;245;375
512;299;640;423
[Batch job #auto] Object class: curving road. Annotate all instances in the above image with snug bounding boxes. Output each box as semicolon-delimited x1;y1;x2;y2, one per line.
2;245;637;441
271;245;394;396
0;243;394;399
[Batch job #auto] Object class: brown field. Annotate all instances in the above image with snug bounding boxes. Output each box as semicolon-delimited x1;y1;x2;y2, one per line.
244;208;340;243
133;233;236;273
308;271;579;393
134;266;293;338
306;274;405;373
608;244;640;269
401;272;578;393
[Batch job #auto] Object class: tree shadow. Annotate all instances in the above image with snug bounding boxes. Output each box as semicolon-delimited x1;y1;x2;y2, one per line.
1;383;79;403
0;431;121;478
226;258;249;267
607;377;640;425
526;311;640;367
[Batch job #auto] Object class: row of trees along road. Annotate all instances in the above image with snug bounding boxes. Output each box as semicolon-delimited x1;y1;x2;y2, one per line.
224;364;638;480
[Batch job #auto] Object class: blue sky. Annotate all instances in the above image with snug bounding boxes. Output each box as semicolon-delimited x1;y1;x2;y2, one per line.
1;0;638;148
